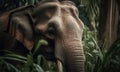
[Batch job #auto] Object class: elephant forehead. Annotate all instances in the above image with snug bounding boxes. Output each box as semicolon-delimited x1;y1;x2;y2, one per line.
32;1;80;28
36;0;76;9
33;1;78;18
33;1;84;33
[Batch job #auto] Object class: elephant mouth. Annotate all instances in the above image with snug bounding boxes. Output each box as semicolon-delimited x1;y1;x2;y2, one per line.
34;38;64;72
34;38;56;61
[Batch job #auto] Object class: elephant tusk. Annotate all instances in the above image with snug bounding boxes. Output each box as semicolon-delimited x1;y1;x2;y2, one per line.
57;60;63;72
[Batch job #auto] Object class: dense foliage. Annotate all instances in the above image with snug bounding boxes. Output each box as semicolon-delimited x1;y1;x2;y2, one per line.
83;26;120;72
0;40;58;72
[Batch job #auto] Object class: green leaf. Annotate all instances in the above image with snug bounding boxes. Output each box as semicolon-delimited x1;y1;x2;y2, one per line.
34;64;44;72
5;53;27;60
33;39;48;55
3;57;26;63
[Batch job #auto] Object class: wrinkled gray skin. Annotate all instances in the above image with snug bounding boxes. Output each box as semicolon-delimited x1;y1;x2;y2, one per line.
0;0;84;72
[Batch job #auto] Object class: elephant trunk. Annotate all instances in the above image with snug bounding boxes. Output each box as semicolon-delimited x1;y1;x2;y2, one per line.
64;41;84;72
55;34;85;72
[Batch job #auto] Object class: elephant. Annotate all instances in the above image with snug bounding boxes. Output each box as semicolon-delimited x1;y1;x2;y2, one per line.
0;0;85;72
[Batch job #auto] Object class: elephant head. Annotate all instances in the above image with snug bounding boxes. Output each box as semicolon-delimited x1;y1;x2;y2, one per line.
33;0;85;72
0;0;85;72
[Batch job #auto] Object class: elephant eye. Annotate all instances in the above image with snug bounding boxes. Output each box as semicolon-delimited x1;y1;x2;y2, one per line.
47;26;56;39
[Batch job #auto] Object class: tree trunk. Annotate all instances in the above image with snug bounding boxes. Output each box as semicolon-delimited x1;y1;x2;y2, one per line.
98;0;118;49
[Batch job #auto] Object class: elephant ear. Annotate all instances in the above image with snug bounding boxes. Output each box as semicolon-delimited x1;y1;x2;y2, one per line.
0;11;11;31
0;5;34;50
